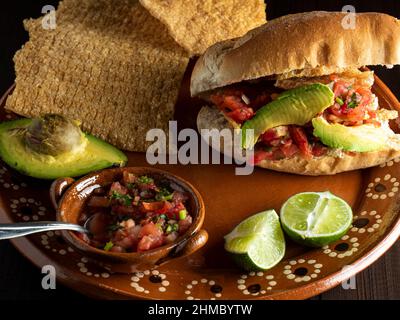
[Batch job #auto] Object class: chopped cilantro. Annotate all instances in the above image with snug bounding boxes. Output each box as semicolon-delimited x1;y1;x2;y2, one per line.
335;97;344;106
104;241;114;251
110;191;132;206
126;183;135;189
137;176;154;185
179;209;187;220
347;93;359;109
156;188;173;201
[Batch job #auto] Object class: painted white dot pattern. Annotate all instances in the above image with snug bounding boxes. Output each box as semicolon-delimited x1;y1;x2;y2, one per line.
365;175;399;200
322;236;359;259
40;231;74;255
0;166;28;190
236;271;276;296
184;278;223;300
77;257;110;279
351;211;382;234
283;259;323;282
10;198;47;221
130;270;168;294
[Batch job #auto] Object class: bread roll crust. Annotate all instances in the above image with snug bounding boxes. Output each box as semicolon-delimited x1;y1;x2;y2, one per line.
197;106;400;175
191;11;400;96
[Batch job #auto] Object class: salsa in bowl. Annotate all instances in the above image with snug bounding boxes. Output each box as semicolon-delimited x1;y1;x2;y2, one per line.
51;167;207;273
78;172;194;253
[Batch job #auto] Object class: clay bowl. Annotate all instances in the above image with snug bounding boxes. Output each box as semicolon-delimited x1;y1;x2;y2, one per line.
49;167;208;273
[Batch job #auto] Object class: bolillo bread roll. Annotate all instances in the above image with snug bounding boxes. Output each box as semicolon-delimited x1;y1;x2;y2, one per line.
192;11;400;175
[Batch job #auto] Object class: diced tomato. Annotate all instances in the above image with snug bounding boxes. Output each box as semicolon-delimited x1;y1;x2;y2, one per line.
137;235;164;252
226;108;254;123
368;110;377;118
260;129;279;144
327;78;375;125
140;201;166;212
138;222;163;239
210;93;254;123
165;202;186;220
356;87;373;106
155;201;173;215
269;139;281;147
332;79;351;97
312;143;328;157
218;95;245;111
364;118;381;127
109;182;128;196
280;139;299;158
289;126;312;159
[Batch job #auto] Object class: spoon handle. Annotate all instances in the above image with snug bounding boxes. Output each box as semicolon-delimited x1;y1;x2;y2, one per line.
0;222;87;240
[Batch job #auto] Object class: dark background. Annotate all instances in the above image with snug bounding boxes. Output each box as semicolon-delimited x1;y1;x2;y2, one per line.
0;0;399;300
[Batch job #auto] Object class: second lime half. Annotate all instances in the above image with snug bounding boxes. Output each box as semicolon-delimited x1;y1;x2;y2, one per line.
280;191;353;247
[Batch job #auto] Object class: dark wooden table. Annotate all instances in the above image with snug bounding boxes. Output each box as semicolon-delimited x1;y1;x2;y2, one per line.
0;0;399;300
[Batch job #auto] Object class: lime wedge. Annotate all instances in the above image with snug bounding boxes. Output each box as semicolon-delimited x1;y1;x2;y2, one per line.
224;210;285;271
280;191;352;247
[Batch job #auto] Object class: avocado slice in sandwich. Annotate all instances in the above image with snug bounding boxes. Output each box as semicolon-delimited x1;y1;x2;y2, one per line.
312;116;396;152
241;83;334;149
0;115;127;180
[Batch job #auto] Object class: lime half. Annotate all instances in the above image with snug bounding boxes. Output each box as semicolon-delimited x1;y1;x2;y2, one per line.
224;210;285;271
280;191;352;247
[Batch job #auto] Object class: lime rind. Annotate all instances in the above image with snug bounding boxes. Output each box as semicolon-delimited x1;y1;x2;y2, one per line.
224;210;286;270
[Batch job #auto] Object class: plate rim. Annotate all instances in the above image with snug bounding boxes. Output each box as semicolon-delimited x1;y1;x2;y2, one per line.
1;74;400;300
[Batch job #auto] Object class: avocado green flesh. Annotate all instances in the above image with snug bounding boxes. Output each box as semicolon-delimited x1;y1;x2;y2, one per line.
312;117;389;152
241;83;335;149
0;119;127;179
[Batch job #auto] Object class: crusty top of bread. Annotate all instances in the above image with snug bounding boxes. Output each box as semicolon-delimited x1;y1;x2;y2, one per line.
191;11;400;96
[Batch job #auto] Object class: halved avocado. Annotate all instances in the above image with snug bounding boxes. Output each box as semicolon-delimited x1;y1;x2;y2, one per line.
242;83;334;149
0;118;127;179
312;116;391;152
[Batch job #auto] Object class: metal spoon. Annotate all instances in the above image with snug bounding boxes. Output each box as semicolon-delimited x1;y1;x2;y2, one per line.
0;221;89;240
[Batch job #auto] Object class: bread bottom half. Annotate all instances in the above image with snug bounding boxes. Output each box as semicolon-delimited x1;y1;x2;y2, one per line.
197;106;400;175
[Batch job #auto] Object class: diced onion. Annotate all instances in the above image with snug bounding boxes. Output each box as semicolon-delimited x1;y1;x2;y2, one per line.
241;94;250;105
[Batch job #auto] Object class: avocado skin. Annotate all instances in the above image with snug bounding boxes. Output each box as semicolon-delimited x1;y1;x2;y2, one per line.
0;118;127;180
242;83;334;149
312;116;389;152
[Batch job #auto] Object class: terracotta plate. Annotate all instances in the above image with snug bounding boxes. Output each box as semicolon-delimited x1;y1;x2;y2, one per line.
1;70;400;300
